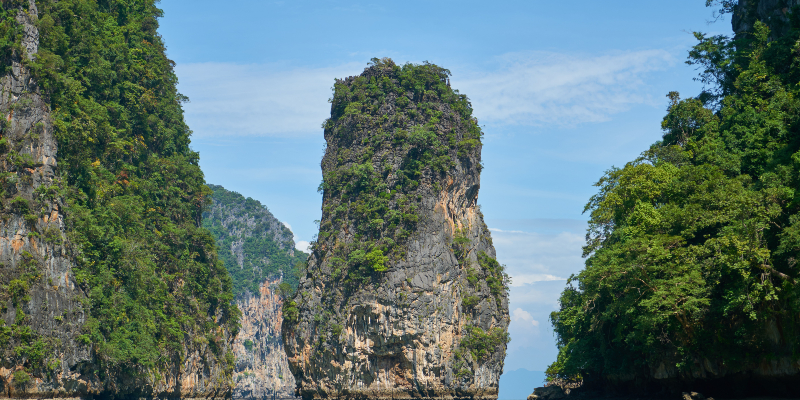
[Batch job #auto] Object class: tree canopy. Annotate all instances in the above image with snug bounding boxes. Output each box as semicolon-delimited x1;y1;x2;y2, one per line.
548;12;800;383
10;0;238;378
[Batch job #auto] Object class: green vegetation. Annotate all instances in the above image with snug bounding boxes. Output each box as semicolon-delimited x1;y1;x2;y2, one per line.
0;0;238;379
549;13;800;382
461;295;479;310
278;281;299;323
460;326;510;361
202;185;307;297
314;57;483;284
13;369;30;388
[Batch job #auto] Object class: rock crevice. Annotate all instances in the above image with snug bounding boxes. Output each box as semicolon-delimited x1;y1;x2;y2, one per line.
283;60;509;400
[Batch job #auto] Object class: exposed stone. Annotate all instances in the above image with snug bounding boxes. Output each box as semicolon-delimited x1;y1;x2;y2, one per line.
203;185;304;400
283;60;509;400
233;278;297;400
0;2;233;398
530;386;565;400
731;0;800;39
0;1;91;396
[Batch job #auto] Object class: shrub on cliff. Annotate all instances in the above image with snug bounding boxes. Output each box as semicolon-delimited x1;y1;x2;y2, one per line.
2;0;240;377
549;15;800;382
315;58;483;285
203;184;307;297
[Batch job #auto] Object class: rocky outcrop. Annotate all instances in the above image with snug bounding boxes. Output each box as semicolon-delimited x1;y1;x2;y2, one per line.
203;185;305;400
233;279;296;400
0;1;234;398
731;0;800;38
283;59;509;400
0;0;91;396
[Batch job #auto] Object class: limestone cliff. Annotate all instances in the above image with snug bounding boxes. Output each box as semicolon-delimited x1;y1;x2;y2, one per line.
203;185;306;400
233;279;297;400
536;2;800;399
0;0;91;396
0;0;237;398
282;59;510;400
731;0;800;38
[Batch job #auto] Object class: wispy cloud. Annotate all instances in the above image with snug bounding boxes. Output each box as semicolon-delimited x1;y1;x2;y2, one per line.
453;50;674;126
295;240;311;253
512;308;540;328
176;49;672;137
176;62;362;137
491;229;585;287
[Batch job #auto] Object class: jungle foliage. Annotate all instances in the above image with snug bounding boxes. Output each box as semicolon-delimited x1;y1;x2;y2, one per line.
548;11;800;382
313;57;483;285
202;184;307;297
0;0;238;378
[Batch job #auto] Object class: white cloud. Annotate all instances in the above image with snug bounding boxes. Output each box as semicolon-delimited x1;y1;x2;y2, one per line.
453;49;674;126
283;222;292;231
295;240;311;253
490;229;585;287
512;308;539;327
176;62;362;137
176;49;672;138
512;273;565;285
512;307;532;322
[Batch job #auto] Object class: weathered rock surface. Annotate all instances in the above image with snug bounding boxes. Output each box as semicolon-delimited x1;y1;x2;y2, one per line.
233;279;297;400
0;1;91;396
0;1;233;398
203;185;304;400
731;0;800;38
283;60;509;400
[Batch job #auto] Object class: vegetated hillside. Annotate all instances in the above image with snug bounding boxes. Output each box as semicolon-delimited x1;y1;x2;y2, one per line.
202;184;306;400
0;0;238;397
203;184;305;296
282;58;510;400
548;1;800;397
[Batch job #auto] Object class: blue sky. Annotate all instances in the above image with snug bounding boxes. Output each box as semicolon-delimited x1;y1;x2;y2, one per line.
157;0;733;394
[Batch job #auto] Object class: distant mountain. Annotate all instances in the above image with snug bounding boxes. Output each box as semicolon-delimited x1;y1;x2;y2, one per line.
203;184;306;296
203;184;307;399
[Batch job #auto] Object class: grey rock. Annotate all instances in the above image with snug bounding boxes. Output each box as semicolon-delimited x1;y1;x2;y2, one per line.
283;61;509;400
731;0;800;39
529;386;566;400
0;1;92;396
203;185;302;400
0;2;234;398
233;279;298;400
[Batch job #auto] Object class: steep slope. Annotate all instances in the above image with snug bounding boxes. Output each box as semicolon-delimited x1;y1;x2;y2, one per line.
203;185;306;400
282;59;510;400
0;0;90;396
0;0;238;397
546;1;800;397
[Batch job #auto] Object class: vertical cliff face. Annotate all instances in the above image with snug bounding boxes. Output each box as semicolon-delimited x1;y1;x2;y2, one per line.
282;59;510;400
0;0;91;396
1;0;238;397
731;0;800;38
203;185;306;400
233;279;297;400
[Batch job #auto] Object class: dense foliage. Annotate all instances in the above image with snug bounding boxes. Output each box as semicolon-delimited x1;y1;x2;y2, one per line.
314;57;483;285
3;0;238;379
202;184;306;297
548;12;800;382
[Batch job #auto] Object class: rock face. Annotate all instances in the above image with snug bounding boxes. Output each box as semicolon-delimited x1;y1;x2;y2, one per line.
203;185;305;400
0;1;235;398
731;0;800;38
233;279;297;400
0;0;91;396
283;59;510;400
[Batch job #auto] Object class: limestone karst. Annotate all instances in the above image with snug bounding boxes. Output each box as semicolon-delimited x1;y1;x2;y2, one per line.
282;59;510;400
